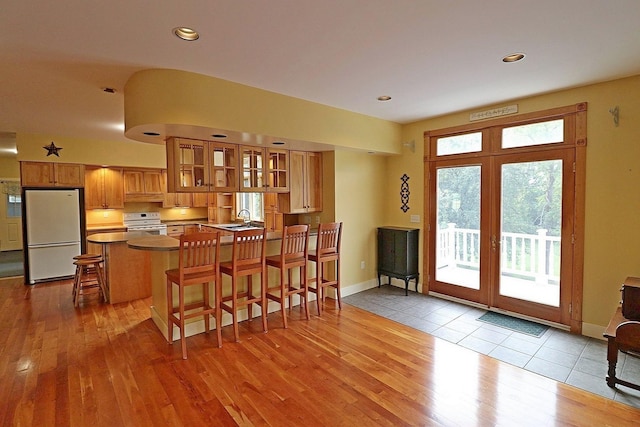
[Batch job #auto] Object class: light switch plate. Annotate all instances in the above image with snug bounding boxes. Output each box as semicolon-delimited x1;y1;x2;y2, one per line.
410;215;420;223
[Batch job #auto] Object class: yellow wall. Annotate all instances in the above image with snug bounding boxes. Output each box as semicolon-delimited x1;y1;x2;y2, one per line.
125;69;402;154
16;133;166;168
334;150;387;288
0;156;20;178
391;74;640;333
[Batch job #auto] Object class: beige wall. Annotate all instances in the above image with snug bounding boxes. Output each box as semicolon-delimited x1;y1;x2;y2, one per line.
391;74;640;334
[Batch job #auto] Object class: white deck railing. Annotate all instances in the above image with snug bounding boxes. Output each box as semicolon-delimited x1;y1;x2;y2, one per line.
437;223;560;284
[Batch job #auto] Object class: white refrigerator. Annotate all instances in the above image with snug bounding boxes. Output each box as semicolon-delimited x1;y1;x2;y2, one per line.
25;189;83;284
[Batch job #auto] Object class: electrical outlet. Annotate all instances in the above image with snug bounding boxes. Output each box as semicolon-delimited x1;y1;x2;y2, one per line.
315;216;320;224
102;211;109;218
180;209;186;215
360;261;365;269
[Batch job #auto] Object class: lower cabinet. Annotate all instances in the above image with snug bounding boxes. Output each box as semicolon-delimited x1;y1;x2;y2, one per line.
377;227;420;295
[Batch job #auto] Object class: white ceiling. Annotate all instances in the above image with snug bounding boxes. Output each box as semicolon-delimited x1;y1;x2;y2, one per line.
1;0;640;155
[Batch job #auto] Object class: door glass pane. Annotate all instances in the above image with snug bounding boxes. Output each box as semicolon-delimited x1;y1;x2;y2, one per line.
500;160;562;306
502;119;563;149
436;166;481;289
437;132;482;156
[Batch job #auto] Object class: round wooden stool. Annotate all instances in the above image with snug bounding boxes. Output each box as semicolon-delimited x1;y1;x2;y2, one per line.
72;255;107;307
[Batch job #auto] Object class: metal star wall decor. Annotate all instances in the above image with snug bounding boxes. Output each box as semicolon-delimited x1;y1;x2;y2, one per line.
43;141;62;156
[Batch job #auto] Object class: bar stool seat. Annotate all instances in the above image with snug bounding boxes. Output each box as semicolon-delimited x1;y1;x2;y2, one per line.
72;255;107;307
165;231;222;359
308;222;343;314
265;224;310;328
219;228;268;342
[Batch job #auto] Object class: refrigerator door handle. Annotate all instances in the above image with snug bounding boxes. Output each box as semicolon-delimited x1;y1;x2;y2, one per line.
28;241;80;248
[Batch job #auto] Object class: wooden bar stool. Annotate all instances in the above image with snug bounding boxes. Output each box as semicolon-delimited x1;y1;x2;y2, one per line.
72;253;102;297
72;255;107;307
165;231;222;359
308;222;343;314
266;224;310;328
220;228;268;342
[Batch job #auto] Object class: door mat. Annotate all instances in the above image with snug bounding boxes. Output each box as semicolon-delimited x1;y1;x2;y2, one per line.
477;311;548;337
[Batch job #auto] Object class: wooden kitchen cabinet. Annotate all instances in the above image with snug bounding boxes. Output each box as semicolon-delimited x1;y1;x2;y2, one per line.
209;142;239;192
240;147;289;192
161;170;192;207
21;161;85;187
191;193;211;208
278;151;322;213
123;169;164;202
240;146;265;192
84;166;124;209
166;137;239;192
264;192;283;232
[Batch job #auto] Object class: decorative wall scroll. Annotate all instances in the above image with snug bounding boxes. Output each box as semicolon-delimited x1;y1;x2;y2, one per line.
400;174;410;212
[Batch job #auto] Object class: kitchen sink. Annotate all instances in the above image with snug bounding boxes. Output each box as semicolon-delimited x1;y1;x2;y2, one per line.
204;223;262;232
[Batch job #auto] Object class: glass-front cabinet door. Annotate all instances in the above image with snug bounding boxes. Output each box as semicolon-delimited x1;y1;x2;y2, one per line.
266;149;289;192
166;138;209;192
240;147;265;191
209;142;239;192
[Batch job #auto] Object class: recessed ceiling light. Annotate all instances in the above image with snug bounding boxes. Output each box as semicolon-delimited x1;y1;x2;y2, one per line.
272;141;285;145
502;53;526;63
143;132;160;136
211;134;227;138
173;27;199;41
377;95;392;101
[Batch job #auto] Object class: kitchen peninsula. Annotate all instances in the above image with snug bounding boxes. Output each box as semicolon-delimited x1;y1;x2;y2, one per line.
86;231;152;303
127;230;317;341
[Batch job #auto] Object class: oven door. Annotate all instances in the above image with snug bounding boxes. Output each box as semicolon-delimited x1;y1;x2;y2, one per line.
127;226;167;235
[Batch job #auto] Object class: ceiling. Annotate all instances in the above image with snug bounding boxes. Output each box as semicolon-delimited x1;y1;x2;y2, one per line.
1;0;640;156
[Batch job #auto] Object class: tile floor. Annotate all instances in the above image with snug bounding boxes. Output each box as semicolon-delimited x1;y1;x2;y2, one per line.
343;285;640;408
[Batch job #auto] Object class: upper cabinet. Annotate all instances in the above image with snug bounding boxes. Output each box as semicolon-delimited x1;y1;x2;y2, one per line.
209;142;239;192
166;137;239;192
239;147;289;192
240;147;264;192
278;151;322;213
123;169;164;202
266;149;289;192
21;161;85;187
85;166;124;209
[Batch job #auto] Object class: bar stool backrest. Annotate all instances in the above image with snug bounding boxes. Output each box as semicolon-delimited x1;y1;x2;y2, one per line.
280;224;310;262
316;222;342;257
178;231;220;281
231;228;267;268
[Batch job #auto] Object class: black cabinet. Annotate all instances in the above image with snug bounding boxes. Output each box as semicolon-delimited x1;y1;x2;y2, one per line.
377;227;419;295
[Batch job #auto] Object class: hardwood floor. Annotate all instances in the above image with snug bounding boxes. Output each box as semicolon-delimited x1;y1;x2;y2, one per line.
1;277;639;426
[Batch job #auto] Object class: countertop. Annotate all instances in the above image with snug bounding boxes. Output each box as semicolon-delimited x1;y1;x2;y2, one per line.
127;231;286;251
87;231;152;244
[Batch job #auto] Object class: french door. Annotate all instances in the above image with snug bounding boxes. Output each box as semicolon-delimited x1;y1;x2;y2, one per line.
426;105;586;326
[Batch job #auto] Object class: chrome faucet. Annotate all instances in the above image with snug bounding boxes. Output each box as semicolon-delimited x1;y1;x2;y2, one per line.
237;208;251;224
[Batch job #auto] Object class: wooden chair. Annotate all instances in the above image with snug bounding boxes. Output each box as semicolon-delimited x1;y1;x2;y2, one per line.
266;224;310;328
308;222;343;314
72;254;107;307
219;228;268;342
165;231;221;359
